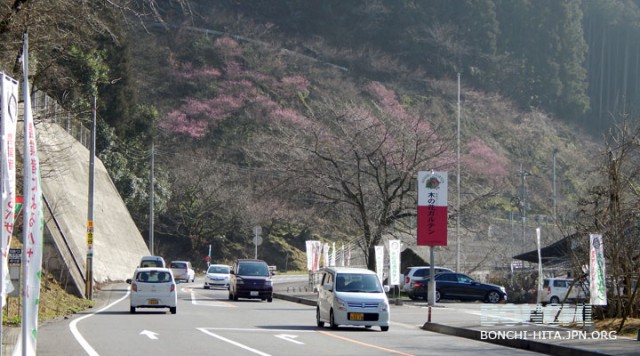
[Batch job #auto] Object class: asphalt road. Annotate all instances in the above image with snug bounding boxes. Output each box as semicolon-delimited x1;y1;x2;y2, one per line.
30;275;543;356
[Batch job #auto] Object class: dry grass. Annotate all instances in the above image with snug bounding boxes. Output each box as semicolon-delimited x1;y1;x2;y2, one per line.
2;273;94;326
594;318;640;338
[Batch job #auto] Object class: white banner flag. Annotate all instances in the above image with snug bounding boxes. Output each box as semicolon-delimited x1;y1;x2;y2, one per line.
16;32;45;356
388;240;401;286
375;246;384;282
589;234;607;306
322;243;329;268
305;240;322;272
346;244;351;266
330;242;336;267
1;71;18;307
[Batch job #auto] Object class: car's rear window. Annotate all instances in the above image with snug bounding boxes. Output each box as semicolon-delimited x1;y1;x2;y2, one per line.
141;260;163;268
136;271;173;283
171;262;186;269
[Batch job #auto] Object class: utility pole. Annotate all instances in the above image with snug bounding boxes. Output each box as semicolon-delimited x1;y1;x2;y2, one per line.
149;142;155;255
552;148;559;225
517;164;531;244
85;95;96;299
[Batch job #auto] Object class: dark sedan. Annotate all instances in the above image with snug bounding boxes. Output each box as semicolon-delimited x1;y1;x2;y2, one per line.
407;272;507;303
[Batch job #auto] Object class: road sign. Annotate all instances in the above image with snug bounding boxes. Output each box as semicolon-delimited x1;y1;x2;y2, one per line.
9;248;21;265
253;235;263;246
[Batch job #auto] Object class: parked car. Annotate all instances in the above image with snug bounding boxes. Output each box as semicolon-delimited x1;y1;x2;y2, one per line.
229;259;273;302
126;267;177;314
401;266;454;293
541;277;588;305
316;267;391;332
170;260;195;283
204;264;231;289
407;272;507;303
138;255;166;268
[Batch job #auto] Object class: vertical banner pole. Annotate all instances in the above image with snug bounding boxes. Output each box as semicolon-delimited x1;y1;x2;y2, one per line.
417;171;448;309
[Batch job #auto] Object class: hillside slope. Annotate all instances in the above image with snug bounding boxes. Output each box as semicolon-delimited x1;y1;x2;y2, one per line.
125;13;604;272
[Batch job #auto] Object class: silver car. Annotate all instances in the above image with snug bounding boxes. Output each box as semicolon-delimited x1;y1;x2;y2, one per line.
204;264;231;289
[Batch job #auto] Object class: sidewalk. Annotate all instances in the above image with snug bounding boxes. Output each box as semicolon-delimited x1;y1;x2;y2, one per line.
1;326;19;355
272;288;640;356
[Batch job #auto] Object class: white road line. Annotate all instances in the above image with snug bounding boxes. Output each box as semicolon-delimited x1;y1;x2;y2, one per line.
200;328;315;333
275;334;304;345
69;290;130;356
190;290;236;307
198;328;272;356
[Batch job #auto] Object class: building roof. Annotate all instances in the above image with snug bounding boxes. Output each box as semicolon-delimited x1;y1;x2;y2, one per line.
512;233;586;265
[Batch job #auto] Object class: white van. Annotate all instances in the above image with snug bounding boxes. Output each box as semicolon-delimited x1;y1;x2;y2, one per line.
139;255;166;268
316;267;390;332
170;260;195;283
541;277;588;305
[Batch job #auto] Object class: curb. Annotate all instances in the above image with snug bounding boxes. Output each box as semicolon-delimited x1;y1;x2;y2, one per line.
273;292;316;307
421;322;610;356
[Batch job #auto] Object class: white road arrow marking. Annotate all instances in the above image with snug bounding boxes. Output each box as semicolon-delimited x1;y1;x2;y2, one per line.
140;330;159;340
275;334;303;345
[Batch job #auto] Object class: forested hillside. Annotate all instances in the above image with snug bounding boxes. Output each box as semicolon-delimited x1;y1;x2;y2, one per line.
0;1;637;275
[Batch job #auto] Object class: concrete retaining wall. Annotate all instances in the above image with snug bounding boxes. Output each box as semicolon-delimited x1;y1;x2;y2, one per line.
32;122;150;295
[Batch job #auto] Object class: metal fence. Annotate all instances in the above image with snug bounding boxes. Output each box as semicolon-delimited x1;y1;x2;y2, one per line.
31;90;91;149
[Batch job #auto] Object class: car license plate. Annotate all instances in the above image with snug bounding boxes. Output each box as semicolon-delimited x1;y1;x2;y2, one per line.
349;313;364;321
250;291;259;297
148;299;159;305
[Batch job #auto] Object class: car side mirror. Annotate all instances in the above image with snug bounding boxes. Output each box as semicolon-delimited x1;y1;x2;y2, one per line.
126;278;132;284
271;271;276;276
230;270;235;275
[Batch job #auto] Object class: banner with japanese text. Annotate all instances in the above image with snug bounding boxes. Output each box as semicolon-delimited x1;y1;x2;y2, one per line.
375;245;384;282
1;71;18;308
305;240;322;272
589;234;607;306
16;32;45;356
388;240;401;286
417;171;448;246
322;243;329;268
330;242;336;267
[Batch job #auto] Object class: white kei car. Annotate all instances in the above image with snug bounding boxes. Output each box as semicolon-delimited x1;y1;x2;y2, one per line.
316;267;390;332
127;267;177;314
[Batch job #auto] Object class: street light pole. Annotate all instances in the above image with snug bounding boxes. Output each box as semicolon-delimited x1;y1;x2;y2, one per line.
517;164;531;244
456;73;461;272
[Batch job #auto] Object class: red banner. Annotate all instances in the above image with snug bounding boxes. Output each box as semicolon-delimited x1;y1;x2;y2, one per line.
417;171;448;246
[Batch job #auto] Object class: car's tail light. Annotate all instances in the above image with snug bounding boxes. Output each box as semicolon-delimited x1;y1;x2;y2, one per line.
405;276;410;284
170;284;176;292
414;281;424;288
131;283;138;292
